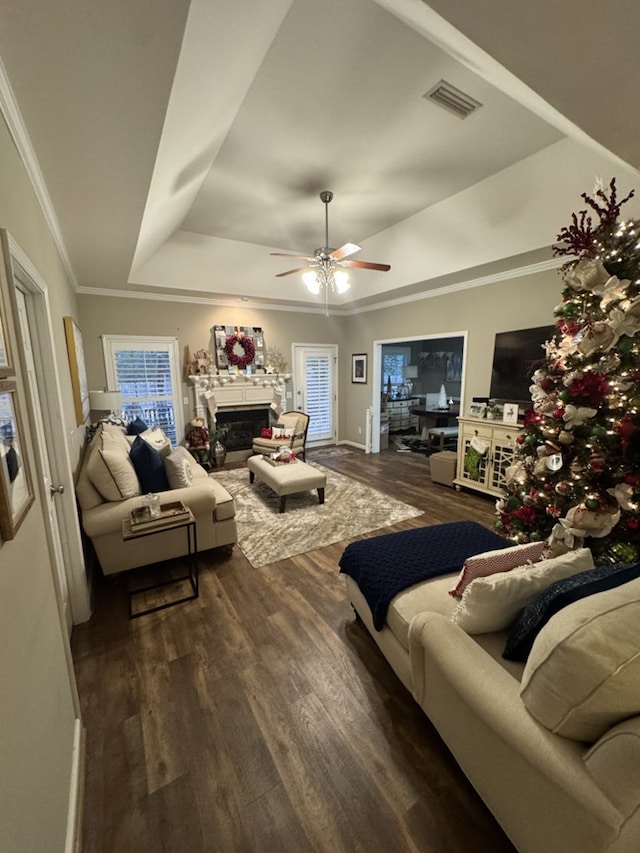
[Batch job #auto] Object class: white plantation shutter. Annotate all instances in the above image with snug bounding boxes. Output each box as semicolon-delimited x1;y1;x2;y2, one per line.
305;353;332;440
102;336;183;445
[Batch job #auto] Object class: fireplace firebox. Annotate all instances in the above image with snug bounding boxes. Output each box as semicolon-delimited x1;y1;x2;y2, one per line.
215;407;270;451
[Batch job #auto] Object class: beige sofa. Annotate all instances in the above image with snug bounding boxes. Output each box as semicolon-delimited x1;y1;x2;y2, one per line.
76;423;237;575
345;538;640;853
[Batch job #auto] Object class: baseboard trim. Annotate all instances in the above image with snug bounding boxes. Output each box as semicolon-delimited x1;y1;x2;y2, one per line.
65;718;85;853
339;440;366;451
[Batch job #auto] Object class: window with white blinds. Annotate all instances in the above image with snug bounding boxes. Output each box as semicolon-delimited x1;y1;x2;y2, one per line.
382;346;411;393
102;336;183;445
305;353;332;440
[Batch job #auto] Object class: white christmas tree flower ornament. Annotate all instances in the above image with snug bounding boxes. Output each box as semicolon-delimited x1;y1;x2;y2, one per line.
566;505;621;539
562;404;598;429
550;516;585;550
577;321;619;356
504;460;527;487
563;257;610;291
609;307;640;338
607;483;637;511
624;295;640;317
598;276;631;309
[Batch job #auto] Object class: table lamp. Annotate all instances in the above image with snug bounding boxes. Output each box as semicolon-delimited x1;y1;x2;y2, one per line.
89;389;122;417
403;365;418;397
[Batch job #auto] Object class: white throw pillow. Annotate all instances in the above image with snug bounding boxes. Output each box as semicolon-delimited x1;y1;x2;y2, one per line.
271;425;291;440
520;576;640;742
139;427;172;459
165;450;194;489
451;548;595;634
449;541;548;597
87;447;141;501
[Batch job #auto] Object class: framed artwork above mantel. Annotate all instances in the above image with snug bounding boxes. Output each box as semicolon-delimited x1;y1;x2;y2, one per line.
213;325;265;371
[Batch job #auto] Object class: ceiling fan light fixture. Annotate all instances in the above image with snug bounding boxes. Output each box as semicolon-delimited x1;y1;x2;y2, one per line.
333;269;350;293
303;270;321;294
273;191;389;296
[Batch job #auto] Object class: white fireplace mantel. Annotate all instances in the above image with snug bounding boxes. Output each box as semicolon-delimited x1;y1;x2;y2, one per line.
188;373;292;423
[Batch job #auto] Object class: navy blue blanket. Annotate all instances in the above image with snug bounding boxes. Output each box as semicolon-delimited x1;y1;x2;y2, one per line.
339;521;508;630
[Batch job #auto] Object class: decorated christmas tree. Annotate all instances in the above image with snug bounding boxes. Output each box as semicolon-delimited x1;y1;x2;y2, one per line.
497;178;640;564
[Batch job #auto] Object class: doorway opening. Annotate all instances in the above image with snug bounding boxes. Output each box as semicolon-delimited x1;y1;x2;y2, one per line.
372;332;467;454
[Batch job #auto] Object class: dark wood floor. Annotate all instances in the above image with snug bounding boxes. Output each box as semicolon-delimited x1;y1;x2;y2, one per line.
72;444;516;853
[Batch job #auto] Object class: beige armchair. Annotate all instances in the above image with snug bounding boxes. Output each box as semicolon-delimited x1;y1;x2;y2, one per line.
252;411;310;461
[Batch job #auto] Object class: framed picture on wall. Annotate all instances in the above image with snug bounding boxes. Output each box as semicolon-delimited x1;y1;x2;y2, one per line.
0;234;15;378
352;353;367;384
63;316;90;426
0;381;34;540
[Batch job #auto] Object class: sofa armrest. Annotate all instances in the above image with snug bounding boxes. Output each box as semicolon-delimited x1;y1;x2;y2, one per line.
408;612;617;816
584;717;640;817
82;480;219;537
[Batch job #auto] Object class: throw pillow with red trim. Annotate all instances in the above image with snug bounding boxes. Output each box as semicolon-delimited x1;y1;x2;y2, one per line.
260;428;273;438
449;540;548;598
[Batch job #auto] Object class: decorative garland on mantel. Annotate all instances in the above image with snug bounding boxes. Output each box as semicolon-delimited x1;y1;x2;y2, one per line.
188;373;291;390
224;333;255;367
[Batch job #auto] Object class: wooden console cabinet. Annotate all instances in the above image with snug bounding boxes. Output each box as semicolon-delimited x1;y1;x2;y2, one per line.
454;416;521;497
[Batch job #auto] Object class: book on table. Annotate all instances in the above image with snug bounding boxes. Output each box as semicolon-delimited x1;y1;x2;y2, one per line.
127;500;192;533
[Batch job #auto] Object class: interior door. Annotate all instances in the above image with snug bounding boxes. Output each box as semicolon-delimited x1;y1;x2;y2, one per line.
292;344;337;444
15;288;72;635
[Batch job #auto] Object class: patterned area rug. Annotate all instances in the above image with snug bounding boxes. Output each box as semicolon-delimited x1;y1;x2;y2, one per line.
390;434;430;455
212;462;423;568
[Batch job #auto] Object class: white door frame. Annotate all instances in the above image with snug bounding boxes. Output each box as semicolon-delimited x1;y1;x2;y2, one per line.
6;232;91;624
371;331;468;453
291;343;338;446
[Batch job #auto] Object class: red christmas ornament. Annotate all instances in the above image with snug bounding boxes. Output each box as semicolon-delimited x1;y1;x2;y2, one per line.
625;474;640;486
617;414;636;456
552;407;565;421
625;518;639;531
590;452;605;472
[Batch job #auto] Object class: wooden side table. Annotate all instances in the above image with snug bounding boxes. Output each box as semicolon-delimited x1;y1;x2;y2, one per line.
122;510;199;618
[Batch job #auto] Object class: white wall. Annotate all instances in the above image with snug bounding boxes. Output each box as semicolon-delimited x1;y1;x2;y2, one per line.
0;114;81;852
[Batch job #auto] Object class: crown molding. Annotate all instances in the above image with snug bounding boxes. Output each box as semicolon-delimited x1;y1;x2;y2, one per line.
0;55;77;289
75;285;350;315
76;257;562;315
343;257;563;315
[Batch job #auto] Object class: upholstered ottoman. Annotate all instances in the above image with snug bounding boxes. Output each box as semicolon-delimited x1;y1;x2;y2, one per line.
247;455;326;513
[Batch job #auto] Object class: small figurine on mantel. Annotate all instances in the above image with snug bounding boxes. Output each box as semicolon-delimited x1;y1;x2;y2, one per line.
188;348;213;375
185;415;210;466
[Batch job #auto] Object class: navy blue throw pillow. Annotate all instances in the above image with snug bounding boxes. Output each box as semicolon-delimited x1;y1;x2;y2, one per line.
129;435;170;493
126;416;148;436
503;561;640;661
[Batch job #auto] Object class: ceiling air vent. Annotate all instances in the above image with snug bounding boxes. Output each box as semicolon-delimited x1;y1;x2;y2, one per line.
423;80;482;119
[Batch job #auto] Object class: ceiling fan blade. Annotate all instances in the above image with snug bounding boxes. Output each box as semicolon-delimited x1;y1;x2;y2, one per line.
270;252;314;261
330;243;360;261
342;259;391;272
275;266;311;278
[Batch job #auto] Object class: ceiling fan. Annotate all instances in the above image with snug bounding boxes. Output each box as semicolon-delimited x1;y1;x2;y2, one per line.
271;190;391;296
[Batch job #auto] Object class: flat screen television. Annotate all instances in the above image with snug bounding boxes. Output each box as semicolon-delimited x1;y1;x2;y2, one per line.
489;325;556;406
